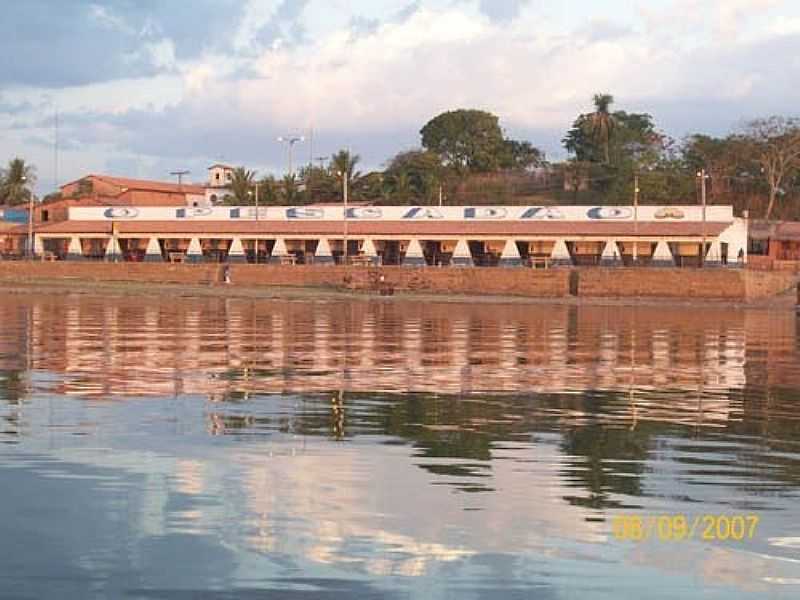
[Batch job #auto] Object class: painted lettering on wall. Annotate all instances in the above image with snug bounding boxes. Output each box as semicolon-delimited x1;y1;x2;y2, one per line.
176;207;212;218
104;207;140;219
655;207;685;219
229;207;269;219
286;207;324;219
587;207;632;219
520;207;565;219
464;207;507;219
404;207;444;219
347;207;383;219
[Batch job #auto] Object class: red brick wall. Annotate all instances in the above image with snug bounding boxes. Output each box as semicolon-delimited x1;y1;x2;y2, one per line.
232;265;570;297
0;262;794;302
0;262;568;297
577;267;796;300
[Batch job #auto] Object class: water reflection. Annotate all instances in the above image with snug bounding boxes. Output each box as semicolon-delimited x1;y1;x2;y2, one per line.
0;293;799;598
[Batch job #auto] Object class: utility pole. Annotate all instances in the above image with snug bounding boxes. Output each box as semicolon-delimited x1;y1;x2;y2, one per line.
24;175;33;259
342;170;349;264
438;184;443;207
698;169;708;267
170;170;190;185
255;180;259;221
633;174;639;264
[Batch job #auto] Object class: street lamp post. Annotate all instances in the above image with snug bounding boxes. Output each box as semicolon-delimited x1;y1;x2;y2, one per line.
22;176;34;259
277;135;305;176
338;169;348;264
633;174;639;264
248;180;261;263
697;169;708;267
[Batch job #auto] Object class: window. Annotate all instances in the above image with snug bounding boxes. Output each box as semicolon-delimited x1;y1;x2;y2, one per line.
215;173;220;180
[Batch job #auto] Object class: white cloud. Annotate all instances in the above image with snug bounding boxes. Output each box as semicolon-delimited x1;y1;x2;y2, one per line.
87;4;136;35
6;0;800;193
174;0;800;139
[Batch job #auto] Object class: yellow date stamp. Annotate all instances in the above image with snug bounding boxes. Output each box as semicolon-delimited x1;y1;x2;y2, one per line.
612;514;760;542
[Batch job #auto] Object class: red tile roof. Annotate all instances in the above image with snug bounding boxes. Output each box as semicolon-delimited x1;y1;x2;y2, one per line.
93;175;205;194
33;220;733;237
60;174;205;195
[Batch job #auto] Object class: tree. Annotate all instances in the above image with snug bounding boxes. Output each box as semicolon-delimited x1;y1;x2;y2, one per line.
282;173;299;203
299;165;338;202
229;167;255;204
681;134;751;201
384;149;444;202
330;150;360;182
586;93;616;164
0;158;36;206
330;150;361;202
257;175;279;205
743;116;800;219
389;171;415;204
351;172;386;201
420;109;505;173
563;94;620;165
499;139;545;170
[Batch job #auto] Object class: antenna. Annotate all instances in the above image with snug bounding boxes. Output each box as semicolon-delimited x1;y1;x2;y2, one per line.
170;170;190;185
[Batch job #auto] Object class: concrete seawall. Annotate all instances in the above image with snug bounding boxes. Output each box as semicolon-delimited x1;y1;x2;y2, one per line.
0;262;796;304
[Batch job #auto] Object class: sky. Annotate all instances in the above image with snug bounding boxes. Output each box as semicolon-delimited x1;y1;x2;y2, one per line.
2;0;800;195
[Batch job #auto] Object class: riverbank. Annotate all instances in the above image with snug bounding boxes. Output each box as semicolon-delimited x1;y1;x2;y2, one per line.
0;262;796;308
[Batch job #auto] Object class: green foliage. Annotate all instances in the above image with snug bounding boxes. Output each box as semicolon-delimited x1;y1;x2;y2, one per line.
498;139;544;170
229;167;255;204
0;158;36;206
330;149;361;183
383;149;443;203
387;170;415;204
299;165;338;202
420;109;506;173
328;149;361;202
282;173;299;203
257;175;279;205
352;172;386;201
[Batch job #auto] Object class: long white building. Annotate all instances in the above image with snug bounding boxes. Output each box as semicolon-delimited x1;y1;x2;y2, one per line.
31;204;748;267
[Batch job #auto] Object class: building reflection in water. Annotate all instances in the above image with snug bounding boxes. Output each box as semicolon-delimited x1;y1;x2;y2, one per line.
1;296;794;417
1;294;800;591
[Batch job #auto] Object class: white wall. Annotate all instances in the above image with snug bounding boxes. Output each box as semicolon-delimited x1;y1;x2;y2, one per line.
68;205;736;223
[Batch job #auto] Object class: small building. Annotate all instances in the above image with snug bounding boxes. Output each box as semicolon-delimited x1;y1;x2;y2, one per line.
748;221;800;268
60;174;206;207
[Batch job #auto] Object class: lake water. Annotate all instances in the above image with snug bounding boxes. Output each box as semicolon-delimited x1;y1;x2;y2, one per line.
1;292;800;599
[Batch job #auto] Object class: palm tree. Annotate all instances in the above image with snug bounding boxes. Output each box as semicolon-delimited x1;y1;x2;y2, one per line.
0;158;36;206
584;93;616;164
330;149;361;201
229;167;255;204
390;171;414;204
258;175;279;205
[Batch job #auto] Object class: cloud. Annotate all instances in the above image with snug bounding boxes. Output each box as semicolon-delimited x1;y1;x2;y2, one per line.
4;0;800;194
0;0;241;87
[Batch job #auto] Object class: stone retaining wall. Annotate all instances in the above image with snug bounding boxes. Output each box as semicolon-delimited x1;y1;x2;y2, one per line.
0;262;795;303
